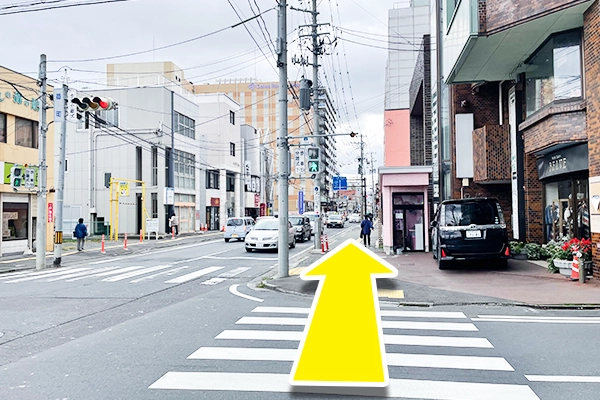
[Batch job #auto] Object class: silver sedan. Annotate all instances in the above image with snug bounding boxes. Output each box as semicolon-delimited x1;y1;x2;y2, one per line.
245;219;296;252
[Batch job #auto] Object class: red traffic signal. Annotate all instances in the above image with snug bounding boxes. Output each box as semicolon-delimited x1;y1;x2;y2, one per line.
72;96;116;111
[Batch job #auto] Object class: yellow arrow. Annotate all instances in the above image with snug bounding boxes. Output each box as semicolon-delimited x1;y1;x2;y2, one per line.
289;238;398;387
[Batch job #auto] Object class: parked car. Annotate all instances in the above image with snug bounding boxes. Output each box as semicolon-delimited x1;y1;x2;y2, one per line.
289;215;312;242
245;218;296;252
224;217;255;242
430;197;510;270
327;214;345;228
348;213;361;223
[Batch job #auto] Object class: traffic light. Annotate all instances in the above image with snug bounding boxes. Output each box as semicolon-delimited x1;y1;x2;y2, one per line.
349;131;358;137
72;96;116;112
307;147;320;174
10;165;23;189
299;78;313;111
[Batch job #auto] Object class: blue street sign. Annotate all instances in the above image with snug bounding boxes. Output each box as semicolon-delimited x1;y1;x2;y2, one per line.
333;176;340;191
298;191;304;214
333;176;348;191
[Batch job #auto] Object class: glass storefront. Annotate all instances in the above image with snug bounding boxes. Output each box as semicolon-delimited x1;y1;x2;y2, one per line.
543;176;589;242
2;202;28;241
392;193;425;252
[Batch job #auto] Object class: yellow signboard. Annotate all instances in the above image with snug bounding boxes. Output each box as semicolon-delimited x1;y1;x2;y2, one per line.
289;239;398;387
119;181;130;197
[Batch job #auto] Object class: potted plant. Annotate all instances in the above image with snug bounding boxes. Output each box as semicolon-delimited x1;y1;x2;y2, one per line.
564;238;592;277
509;241;527;259
543;240;568;274
524;243;542;260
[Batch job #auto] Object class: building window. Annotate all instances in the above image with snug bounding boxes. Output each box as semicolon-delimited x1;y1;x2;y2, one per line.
230;110;235;125
0;113;6;143
206;170;220;189
525;30;582;117
136;146;142;186
151;146;158;186
173;149;196;190
95;109;119;127
151;193;158;218
175;112;195;139
230;142;235;156
226;173;235;192
15;117;38;148
3;202;28;240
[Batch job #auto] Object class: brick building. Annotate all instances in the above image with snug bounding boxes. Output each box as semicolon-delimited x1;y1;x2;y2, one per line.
442;0;600;277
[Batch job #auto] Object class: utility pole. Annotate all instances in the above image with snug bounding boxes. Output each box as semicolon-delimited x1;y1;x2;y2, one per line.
169;90;175;223
36;54;48;270
359;134;366;217
277;0;290;278
311;0;322;250
369;152;376;215
53;83;68;267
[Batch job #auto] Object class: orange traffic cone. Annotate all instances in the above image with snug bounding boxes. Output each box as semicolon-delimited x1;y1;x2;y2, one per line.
571;253;580;281
324;234;330;252
321;235;326;254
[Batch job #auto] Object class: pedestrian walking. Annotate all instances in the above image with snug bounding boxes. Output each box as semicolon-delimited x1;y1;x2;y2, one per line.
360;214;373;247
73;218;88;251
169;213;179;236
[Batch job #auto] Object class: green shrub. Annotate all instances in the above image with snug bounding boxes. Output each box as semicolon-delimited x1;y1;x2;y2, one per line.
524;243;541;260
509;241;525;254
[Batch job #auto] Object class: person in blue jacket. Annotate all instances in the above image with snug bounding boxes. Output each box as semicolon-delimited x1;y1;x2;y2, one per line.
360;214;373;247
74;218;88;251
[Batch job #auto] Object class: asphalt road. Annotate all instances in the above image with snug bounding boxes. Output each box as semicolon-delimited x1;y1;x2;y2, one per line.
1;224;600;399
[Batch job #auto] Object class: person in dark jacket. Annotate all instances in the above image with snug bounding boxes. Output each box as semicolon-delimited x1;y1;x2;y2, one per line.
74;218;88;251
360;214;373;247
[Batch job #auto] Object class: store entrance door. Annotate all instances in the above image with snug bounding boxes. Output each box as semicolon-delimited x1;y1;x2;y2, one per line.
392;193;425;253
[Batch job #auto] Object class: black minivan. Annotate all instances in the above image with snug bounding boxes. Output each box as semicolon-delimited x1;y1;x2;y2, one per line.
430;198;510;269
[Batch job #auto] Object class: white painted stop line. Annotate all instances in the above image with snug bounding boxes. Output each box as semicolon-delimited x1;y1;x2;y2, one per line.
164;266;223;284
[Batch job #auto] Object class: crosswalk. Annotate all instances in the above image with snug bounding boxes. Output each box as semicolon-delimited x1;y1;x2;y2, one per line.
149;306;541;399
0;264;251;286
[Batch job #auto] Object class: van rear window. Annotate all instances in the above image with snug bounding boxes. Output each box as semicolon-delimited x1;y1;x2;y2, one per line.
227;218;243;226
441;201;502;226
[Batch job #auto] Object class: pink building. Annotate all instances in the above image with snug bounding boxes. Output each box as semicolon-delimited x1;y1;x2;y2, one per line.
384;110;411;167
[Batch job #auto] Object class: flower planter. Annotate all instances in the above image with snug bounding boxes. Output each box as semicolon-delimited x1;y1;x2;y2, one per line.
553;259;573;277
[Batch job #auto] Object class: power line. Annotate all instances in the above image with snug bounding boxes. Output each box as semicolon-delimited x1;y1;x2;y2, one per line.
0;0;130;16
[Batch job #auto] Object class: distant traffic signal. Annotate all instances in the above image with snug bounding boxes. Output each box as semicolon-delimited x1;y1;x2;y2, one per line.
72;96;116;112
307;147;320;174
10;165;23;189
349;131;358;137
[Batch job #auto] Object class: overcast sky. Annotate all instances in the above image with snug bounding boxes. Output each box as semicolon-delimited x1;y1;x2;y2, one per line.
1;0;393;176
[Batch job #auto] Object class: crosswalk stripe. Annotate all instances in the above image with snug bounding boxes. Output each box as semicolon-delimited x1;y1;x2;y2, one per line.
187;347;513;371
5;268;91;283
201;277;227;286
164;267;224;284
102;265;173;282
472;318;600;324
525;375;600;383
235;317;478;331
66;266;142;281
219;267;251;278
251;307;467;319
0;269;51;280
149;372;540;399
129;266;190;283
478;315;600;320
46;266;118;282
215;330;493;348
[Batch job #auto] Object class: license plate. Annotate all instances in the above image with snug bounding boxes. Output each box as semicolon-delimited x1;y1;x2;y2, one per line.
232;234;238;238
466;230;481;238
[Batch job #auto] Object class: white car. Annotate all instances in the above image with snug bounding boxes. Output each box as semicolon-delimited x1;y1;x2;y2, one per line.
245;218;296;252
348;213;361;223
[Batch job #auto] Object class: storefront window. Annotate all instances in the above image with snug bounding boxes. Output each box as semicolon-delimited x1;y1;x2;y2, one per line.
3;203;28;240
525;30;582;116
544;178;589;242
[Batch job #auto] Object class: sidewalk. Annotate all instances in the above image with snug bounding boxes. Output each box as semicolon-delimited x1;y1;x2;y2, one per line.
264;242;600;307
0;231;223;274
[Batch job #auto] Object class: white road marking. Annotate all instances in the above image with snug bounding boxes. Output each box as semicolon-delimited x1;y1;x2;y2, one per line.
214;330;493;348
45;266;118;282
91;239;223;264
129;266;190;283
250;306;467;319
0;269;52;280
187;347;512;371
202;255;277;261
201;277;227;286
228;284;264;303
149;372;540;399
478;315;600;320
219;267;251;278
525;375;600;383
5;268;91;283
164;267;223;284
173;250;230;265
472;318;600;324
66;266;143;281
235;317;478;331
102;265;173;282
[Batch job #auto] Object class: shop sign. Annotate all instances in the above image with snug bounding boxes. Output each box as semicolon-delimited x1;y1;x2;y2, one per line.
254;193;260;207
47;202;53;223
536;144;588;180
0;91;40;111
260;203;266;216
210;197;220;207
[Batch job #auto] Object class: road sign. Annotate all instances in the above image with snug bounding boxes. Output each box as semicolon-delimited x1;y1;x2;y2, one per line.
333;176;348;191
54;87;65;122
289;239;398;387
294;149;306;175
298;191;304;214
66;89;78;123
